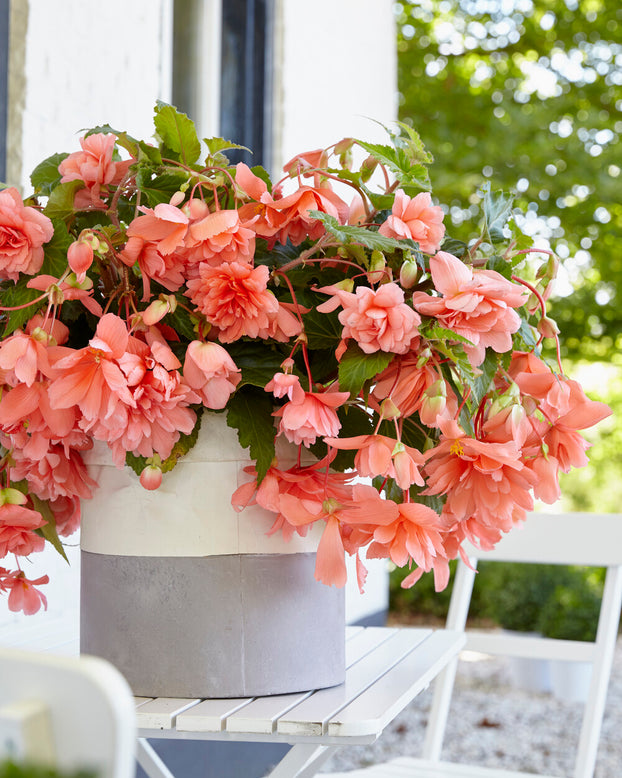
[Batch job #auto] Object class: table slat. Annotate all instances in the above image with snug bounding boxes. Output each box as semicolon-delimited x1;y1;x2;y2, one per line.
277;629;431;737
327;630;465;738
135;698;202;730
177;697;255;732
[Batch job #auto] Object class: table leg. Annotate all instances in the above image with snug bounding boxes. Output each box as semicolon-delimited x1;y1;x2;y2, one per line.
136;738;177;778
264;743;340;778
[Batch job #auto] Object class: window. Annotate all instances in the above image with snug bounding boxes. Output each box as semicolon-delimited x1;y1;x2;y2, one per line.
172;0;273;170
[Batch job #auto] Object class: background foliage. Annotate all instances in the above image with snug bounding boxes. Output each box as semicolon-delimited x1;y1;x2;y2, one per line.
396;0;621;362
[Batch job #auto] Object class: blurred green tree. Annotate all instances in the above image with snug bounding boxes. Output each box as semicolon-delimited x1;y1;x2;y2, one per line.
396;0;622;362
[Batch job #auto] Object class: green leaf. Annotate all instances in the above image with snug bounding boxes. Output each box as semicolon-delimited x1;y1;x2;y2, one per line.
227;343;293;389
1;279;45;336
204;137;251;156
302;306;342;349
226;387;276;482
419;320;473;346
338;344;394;397
166;304;198;342
31;495;69;563
30;153;68;196
44;180;84;220
471;350;499;408
481;182;514;244
135;167;190;207
154;102;201;165
41;220;73;278
311;211;420;254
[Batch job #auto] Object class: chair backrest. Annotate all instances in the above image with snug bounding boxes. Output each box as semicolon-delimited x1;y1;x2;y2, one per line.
422;512;622;778
0;647;136;778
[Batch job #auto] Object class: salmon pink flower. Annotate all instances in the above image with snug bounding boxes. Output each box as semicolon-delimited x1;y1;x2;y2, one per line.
270;185;349;246
119;235;187;298
423;419;536;533
186;208;256;265
265;371;305;403
0;496;46;558
26;274;104;317
183;340;241;409
366;501;446;572
379;190;445;254
59;133;132;209
186;261;281;342
3;571;49;615
413;251;528;366
317;282;421;355
274;387;350;447
127;203;189;255
0;187;54;281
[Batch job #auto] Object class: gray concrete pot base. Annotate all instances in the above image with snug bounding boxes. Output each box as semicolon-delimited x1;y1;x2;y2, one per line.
80;550;346;698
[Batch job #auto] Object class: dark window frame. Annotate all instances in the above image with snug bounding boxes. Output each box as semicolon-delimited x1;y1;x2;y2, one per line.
219;0;273;170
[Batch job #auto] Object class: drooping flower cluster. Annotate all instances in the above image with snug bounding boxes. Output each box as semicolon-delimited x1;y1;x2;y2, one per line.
0;104;610;613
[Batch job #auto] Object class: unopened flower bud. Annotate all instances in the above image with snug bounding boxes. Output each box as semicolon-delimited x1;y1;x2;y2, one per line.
67;240;94;282
380;397;401;420
140;465;163;491
537;316;560;339
170;191;185;206
368;250;386;284
399;258;419;289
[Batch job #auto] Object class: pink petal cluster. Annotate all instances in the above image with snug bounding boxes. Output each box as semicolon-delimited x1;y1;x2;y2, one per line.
0;569;49;615
0;188;54;281
183;340;241;409
59;133;132;209
412;252;528;366
379;190;445;254
274;387;350;447
317;282;421;355
186;261;300;343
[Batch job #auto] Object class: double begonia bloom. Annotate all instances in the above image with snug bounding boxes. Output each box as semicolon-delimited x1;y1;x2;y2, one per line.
317;282;421;355
186;209;256;265
269;185;349;246
274;387;350;447
0;187;54;281
412;252;528;366
127;203;189;255
183;340;241;409
187;261;284;343
379;190;445;254
58;133;132;209
423;419;535;533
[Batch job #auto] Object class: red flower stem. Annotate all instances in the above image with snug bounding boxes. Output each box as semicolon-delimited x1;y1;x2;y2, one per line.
455;387;471;420
511;274;564;374
0;292;48;311
300;343;314;392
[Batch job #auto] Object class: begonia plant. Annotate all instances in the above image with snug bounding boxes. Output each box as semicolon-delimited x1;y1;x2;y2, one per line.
0;103;610;614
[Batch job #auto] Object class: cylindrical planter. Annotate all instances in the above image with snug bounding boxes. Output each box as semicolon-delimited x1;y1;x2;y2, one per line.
80;413;345;698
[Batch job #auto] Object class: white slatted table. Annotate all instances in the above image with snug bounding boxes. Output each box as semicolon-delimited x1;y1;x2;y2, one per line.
133;626;466;778
1;621;464;778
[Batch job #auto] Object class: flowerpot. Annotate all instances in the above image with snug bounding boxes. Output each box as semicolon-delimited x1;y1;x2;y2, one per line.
549;659;592;703
80;413;345;698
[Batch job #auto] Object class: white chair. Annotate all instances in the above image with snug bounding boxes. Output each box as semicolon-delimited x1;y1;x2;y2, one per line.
0;646;136;778
328;512;622;778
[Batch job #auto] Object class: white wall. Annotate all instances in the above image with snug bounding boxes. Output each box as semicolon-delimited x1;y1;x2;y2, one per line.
273;0;398;176
9;0;173;192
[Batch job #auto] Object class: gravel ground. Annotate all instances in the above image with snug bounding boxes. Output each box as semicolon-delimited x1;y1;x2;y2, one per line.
321;637;622;776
